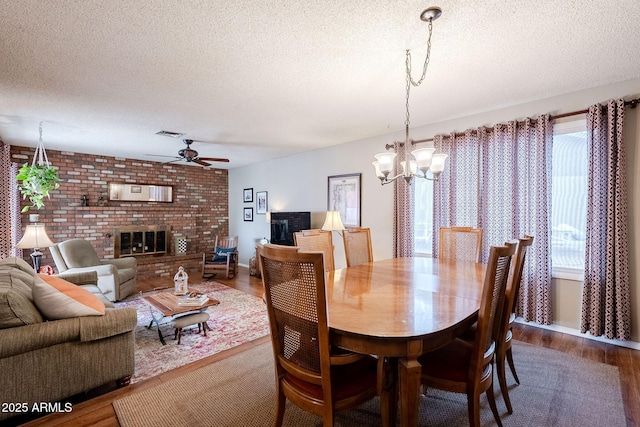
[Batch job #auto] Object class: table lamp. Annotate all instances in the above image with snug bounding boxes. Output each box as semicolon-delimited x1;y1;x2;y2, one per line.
321;211;346;234
16;223;55;272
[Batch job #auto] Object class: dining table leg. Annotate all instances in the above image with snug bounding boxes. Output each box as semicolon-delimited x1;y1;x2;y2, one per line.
398;350;422;427
380;357;398;427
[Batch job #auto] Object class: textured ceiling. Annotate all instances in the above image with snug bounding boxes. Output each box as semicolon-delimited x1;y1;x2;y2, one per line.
1;0;640;169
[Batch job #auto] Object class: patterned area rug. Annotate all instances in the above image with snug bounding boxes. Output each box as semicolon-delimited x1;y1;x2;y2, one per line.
114;282;269;384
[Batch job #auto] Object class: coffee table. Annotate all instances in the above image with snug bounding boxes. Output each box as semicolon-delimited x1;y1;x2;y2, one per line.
142;291;220;345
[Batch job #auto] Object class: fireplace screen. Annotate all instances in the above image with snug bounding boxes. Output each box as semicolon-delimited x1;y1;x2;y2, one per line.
114;225;170;257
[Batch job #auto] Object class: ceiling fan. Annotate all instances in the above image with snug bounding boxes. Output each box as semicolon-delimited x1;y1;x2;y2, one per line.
150;139;229;167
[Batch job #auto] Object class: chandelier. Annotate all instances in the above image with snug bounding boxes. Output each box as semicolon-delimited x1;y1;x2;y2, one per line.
372;6;448;185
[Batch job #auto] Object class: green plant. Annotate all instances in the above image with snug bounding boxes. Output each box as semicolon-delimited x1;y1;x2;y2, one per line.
16;163;61;212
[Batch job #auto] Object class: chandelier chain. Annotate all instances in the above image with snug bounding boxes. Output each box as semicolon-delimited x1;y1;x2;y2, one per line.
372;7;446;186
405;17;434;131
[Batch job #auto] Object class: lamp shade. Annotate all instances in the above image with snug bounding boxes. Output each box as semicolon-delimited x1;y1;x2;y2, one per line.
430;153;448;174
16;224;55;250
411;147;435;171
374;152;396;175
321;211;345;231
372;161;385;180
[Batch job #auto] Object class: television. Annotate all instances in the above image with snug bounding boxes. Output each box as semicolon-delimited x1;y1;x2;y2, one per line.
270;211;311;246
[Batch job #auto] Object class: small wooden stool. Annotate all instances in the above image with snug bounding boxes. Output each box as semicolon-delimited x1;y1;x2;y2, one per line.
170;312;210;344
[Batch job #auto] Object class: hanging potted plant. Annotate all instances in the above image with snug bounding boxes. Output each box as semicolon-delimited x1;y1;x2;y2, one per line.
16;163;60;212
16;121;61;212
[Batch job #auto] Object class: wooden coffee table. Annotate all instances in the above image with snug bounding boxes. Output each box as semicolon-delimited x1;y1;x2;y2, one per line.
142;291;220;345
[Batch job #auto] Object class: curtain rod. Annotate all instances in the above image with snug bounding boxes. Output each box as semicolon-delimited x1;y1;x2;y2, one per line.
385;97;640;149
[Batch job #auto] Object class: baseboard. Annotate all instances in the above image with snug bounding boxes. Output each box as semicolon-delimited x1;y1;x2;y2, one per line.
515;319;640;350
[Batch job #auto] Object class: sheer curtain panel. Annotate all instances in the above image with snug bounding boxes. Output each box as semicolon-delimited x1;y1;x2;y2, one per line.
581;99;631;340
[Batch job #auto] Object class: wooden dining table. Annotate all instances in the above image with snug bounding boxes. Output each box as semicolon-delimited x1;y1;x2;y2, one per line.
326;257;487;427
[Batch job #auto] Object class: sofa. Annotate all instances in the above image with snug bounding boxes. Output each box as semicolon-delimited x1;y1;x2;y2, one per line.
49;238;137;301
0;257;137;422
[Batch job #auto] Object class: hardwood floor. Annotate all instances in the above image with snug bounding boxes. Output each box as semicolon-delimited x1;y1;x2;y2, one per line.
13;267;640;427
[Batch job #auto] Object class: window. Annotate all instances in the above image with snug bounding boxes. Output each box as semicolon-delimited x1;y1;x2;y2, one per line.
551;121;587;279
414;178;434;255
413;119;588;278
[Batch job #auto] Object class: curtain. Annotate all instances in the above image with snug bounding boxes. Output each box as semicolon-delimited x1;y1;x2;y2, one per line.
393;141;414;258
1;140;21;259
479;117;553;324
432;130;481;257
581;99;631;340
432;116;553;325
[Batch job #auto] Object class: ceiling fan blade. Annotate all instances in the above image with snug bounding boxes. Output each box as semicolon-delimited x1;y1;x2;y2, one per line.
162;159;183;165
198;157;230;163
193;159;212;167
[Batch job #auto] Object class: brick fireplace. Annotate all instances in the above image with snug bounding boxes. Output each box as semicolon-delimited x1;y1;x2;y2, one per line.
10;146;229;283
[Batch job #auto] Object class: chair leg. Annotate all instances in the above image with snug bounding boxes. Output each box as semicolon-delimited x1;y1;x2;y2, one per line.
496;343;513;414
274;386;286;427
467;389;482;427
486;384;504;427
322;412;334;427
506;346;520;384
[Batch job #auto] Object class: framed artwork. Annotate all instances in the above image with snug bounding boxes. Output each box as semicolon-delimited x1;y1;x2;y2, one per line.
244;207;254;221
243;188;253;203
327;173;361;227
256;191;268;214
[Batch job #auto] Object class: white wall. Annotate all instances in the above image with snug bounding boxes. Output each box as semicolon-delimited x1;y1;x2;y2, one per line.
230;78;640;344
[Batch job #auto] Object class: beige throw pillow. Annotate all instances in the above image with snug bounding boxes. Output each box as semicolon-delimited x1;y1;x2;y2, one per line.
32;274;106;320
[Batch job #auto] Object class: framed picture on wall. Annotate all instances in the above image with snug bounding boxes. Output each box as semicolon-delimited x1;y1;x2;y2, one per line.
244;207;254;221
243;188;253;203
256;191;268;214
327;173;361;227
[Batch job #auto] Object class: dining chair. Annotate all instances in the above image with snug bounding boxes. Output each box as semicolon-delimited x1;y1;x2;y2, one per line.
202;235;238;279
342;227;373;267
439;226;483;262
293;229;335;272
259;244;380;427
418;241;516;427
496;234;534;414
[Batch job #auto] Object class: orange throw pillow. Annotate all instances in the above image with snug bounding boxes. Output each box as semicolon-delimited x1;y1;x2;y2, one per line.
33;274;106;320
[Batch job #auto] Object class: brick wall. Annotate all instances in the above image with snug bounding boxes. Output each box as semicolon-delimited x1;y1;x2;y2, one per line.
10;146;228;282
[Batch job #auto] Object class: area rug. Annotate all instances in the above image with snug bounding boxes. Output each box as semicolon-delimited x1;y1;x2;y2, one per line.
114;281;269;384
113;340;626;427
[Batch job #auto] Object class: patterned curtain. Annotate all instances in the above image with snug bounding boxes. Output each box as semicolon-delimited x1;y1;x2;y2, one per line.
432;130;481;257
581;99;630;340
1;140;21;259
393;141;414;258
432;116;553;325
479;117;553;325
